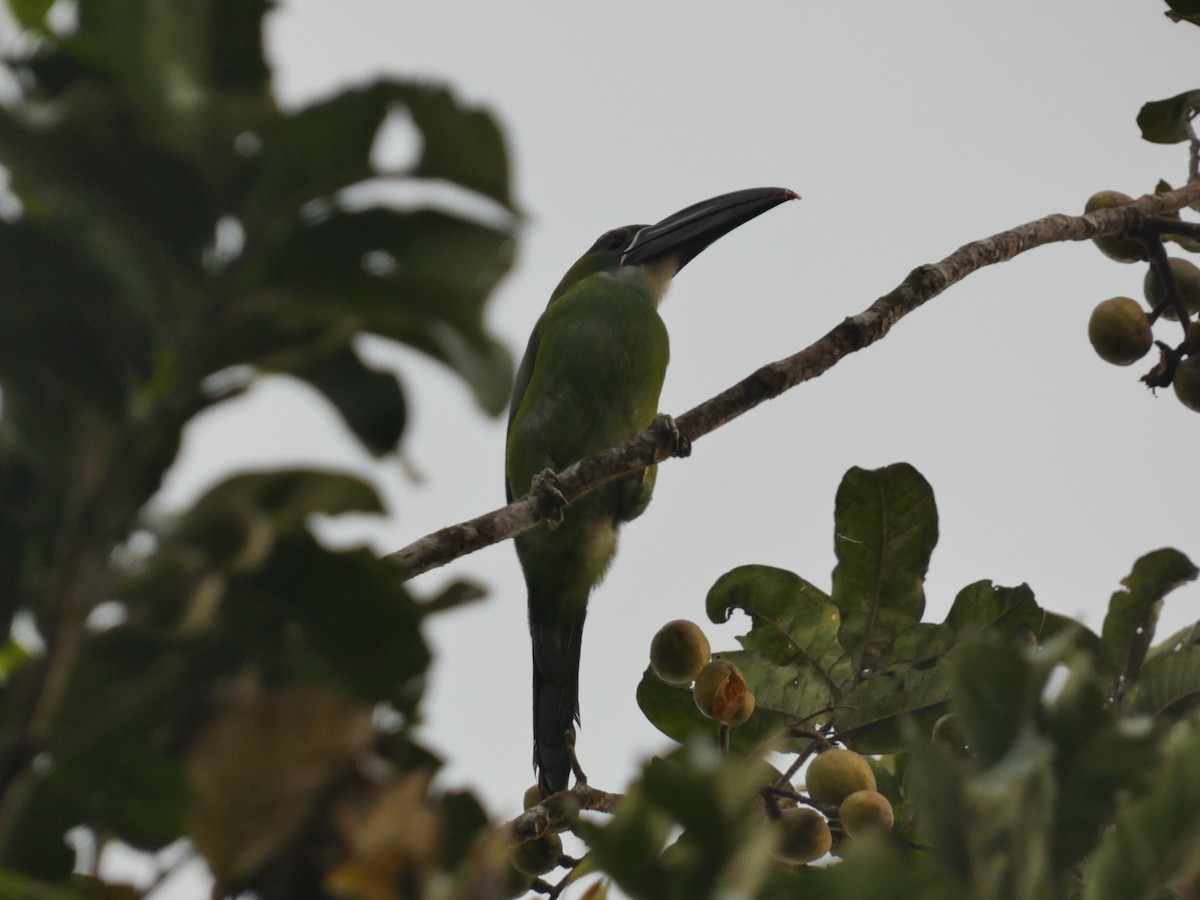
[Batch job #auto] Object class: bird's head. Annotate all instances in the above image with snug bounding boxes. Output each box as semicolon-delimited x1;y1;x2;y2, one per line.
548;186;799;306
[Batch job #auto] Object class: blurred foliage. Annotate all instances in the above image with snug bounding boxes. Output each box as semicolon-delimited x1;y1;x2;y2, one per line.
0;0;519;896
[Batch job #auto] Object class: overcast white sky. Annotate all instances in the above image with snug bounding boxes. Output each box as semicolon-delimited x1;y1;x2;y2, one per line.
94;1;1200;894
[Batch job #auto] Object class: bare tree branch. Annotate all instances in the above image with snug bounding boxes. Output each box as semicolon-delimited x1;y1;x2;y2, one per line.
387;182;1200;580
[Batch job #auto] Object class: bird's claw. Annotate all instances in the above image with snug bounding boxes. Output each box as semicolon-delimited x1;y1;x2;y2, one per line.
655;413;691;458
566;727;588;786
532;468;567;528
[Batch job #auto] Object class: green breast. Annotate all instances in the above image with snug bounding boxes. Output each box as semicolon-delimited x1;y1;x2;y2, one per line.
506;274;670;499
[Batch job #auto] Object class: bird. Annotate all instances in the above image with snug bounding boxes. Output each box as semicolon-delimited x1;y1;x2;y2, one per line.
505;186;798;795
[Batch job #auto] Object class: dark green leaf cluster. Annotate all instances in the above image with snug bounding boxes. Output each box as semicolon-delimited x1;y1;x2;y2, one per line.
0;2;514;896
633;463;1200;898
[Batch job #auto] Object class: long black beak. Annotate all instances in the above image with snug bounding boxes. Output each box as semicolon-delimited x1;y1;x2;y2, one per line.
621;186;799;270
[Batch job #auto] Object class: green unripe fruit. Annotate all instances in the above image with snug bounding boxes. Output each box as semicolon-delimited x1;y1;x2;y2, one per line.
650;619;711;685
498;861;534;899
523;783;542;810
543;791;581;832
1084;191;1142;263
523;782;578;831
1174;356;1200;413
511;831;563;877
805;748;877;807
693;660;748;722
931;713;970;756
839;790;895;837
1088;297;1153;366
771;807;833;864
1143;257;1200;321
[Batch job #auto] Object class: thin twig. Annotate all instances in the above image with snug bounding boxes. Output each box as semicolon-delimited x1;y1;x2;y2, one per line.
1139;234;1192;328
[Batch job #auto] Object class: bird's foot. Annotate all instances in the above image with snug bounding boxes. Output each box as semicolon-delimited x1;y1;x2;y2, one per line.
531;468;567;529
654;413;692;458
566;727;588;786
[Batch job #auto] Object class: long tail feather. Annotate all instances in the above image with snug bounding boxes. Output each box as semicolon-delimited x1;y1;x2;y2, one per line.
530;606;585;795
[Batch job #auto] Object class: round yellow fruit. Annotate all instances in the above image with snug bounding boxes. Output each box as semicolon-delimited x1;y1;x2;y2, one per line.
772;807;833;864
1088;297;1153;366
724;689;756;726
650;619;711;685
1084;190;1142;263
692;659;748;721
1174;356;1200;413
805;748;877;807
1143;257;1200;321
839;790;895;837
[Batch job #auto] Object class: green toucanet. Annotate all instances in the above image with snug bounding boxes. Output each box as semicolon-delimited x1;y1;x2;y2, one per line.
505;187;798;794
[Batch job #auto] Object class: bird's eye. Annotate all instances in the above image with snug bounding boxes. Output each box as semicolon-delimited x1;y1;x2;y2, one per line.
597;228;630;252
609;230;631;250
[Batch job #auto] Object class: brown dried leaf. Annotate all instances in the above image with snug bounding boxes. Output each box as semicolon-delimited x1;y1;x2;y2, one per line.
186;683;375;886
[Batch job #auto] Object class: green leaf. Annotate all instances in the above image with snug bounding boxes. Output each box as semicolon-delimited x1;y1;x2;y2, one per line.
1137;90;1200;144
796;837;965;900
1038;610;1105;661
904;746;972;882
9;0;55;32
0;220;154;417
418;579;487;616
29;0;276;189
249;80;513;223
1043;655;1111;764
1144;620;1200;665
580;782;674;897
706;565;847;698
228;536;430;713
583;747;776;900
0;99;218;270
1126;644;1200;718
0;770;78;878
834;658;954;753
26;628;202;857
243;208;514;414
882;581;1041;668
831;464;938;670
1083;714;1200;900
950;637;1038;767
961;729;1057;899
68;0;272;109
1100;549;1198;686
398;82;513;209
1042;652;1163;870
439;790;490;871
296;345;407;456
1165;0;1200;15
1052;718;1160;871
185;469;383;531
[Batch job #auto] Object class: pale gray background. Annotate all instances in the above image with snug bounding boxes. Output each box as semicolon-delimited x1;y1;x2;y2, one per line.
9;1;1200;895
